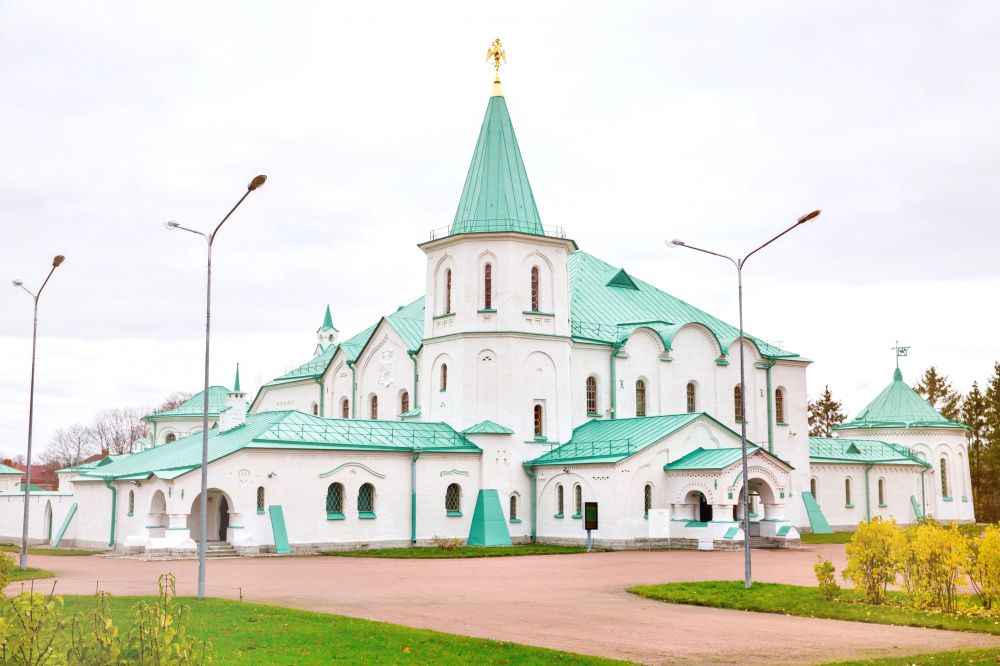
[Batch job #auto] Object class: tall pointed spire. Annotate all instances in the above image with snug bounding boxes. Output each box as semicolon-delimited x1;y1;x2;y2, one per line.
233;363;241;393
321;305;334;331
450;40;543;237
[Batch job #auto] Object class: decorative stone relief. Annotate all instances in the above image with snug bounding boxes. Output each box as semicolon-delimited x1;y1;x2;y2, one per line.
377;349;396;387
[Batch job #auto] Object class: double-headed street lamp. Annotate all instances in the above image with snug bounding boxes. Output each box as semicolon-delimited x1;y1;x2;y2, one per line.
165;174;266;600
667;209;820;589
12;254;66;571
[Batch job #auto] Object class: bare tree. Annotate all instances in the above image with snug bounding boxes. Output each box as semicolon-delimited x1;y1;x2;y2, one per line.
90;406;150;455
154;392;192;414
41;423;98;468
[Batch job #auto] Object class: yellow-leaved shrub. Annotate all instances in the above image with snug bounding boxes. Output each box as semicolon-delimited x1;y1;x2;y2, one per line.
843;516;903;605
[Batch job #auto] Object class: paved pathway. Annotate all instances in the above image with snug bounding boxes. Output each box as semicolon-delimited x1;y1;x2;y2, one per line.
8;545;1000;665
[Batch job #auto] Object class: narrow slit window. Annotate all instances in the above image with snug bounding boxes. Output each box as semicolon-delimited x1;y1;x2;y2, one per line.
940;457;949;497
484;263;492;309
878;478;886;505
445;268;452;313
257;486;265;512
574;485;582;515
845;478;852;506
441;364;448;391
644;484;653;517
341;398;349;418
775;388;785;424
370;395;378;420
530;266;540;311
734;385;744;422
686;382;696;413
400;390;409;414
586;377;598;414
533;404;543;437
556;484;564;515
510;494;518;520
635;380;646;417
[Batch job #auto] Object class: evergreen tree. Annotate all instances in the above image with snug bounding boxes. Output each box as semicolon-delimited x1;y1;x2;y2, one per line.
962;381;988;514
984;362;1000;501
808;385;847;437
914;366;963;422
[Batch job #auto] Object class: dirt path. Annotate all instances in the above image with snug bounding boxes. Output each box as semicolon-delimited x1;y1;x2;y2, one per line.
8;545;1000;665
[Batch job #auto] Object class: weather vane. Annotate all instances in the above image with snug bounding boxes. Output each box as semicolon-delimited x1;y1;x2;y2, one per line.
486;37;506;85
890;340;910;369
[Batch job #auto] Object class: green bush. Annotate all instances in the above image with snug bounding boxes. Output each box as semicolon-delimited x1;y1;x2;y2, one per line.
813;556;841;600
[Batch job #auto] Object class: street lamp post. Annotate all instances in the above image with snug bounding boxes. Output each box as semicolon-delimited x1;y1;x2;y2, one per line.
667;209;820;589
165;174;266;600
12;254;66;571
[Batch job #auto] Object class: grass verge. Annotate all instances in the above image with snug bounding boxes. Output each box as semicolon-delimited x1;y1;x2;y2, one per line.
58;596;625;665
0;543;98;556
321;544;588;558
820;647;1000;665
628;581;1000;635
799;532;854;544
8;567;55;582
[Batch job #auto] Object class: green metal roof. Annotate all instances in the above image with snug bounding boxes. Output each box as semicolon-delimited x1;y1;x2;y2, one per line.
567;251;799;360
664;446;762;471
449;95;544;236
809;437;931;467
529;413;709;466
834;368;968;431
77;411;480;481
0;462;21;475
144;386;231;420
462;420;515;435
319;305;337;332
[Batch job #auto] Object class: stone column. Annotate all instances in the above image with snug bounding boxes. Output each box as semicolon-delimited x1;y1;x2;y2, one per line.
711;504;734;521
161;512;196;550
763;503;787;521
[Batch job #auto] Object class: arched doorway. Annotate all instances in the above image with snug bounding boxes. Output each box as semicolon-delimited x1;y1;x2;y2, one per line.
148;490;167;538
735;477;779;541
187;488;234;544
684;490;713;522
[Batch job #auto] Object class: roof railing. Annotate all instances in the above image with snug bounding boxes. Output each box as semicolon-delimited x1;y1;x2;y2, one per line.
552;437;635;459
427;223;567;242
268;420;466;448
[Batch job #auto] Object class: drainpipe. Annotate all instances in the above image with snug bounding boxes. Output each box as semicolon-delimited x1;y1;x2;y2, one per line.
864;464;872;522
524;465;537;542
411;450;421;544
764;361;775;454
408;352;419;410
314;377;325;416
609;343;622;420
347;361;357;418
104;480;118;547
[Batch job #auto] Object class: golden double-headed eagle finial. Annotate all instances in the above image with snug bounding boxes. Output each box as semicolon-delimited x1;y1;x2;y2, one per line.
486;37;506;87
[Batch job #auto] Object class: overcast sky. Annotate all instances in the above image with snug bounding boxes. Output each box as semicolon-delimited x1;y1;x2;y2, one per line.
2;2;999;459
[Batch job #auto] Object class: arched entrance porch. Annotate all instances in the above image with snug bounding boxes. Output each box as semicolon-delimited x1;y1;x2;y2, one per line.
187;489;234;544
734;475;790;545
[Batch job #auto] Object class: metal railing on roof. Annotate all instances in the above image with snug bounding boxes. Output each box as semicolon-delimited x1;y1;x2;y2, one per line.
549;438;637;460
570;321;628;341
265;421;467;448
427;223;567;241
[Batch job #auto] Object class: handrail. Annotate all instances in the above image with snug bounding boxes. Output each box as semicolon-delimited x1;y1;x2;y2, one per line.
427;223;567;241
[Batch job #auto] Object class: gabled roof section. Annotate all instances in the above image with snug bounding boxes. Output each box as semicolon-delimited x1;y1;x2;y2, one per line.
835;368;968;431
567;252;799;360
529;413;712;466
77;411;480;481
462;420;515;435
809;437;931;467
449;95;544;236
144;386;231;420
383;297;425;353
661;445;794;472
0;462;21;475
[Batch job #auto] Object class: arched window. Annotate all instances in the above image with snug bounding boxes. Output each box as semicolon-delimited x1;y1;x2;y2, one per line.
775;388;785;424
128;490;135;516
574;484;582;516
644;483;653;517
533;404;544;437
686;382;696;413
484;263;493;309
445;483;461;514
556;484;564;516
940;457;950;497
509;493;518;521
810;478;818;501
845;478;852;506
165;433;176;444
878;478;886;506
635;380;647;417
586;377;598;415
445;268;453;313
341;398;349;418
734;385;744;422
400;390;410;414
370;395;378;420
358;483;375;515
440;364;448;391
311;402;319;416
326;482;344;515
256;486;265;513
530;266;540;311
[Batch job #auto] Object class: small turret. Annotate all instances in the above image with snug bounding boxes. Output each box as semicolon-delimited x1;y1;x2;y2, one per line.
219;364;248;432
315;305;339;356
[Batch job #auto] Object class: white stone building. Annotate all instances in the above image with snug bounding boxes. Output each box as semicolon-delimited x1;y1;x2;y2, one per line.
0;70;974;555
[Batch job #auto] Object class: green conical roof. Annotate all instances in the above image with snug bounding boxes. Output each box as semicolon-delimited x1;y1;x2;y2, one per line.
319;305;337;332
450;94;543;236
233;363;241;393
835;368;967;431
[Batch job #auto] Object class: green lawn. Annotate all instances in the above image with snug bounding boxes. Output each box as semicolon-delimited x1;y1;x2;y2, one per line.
55;596;625;665
8;567;55;582
821;648;1000;665
628;581;1000;635
799;532;854;544
0;543;99;556
322;544;588;558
